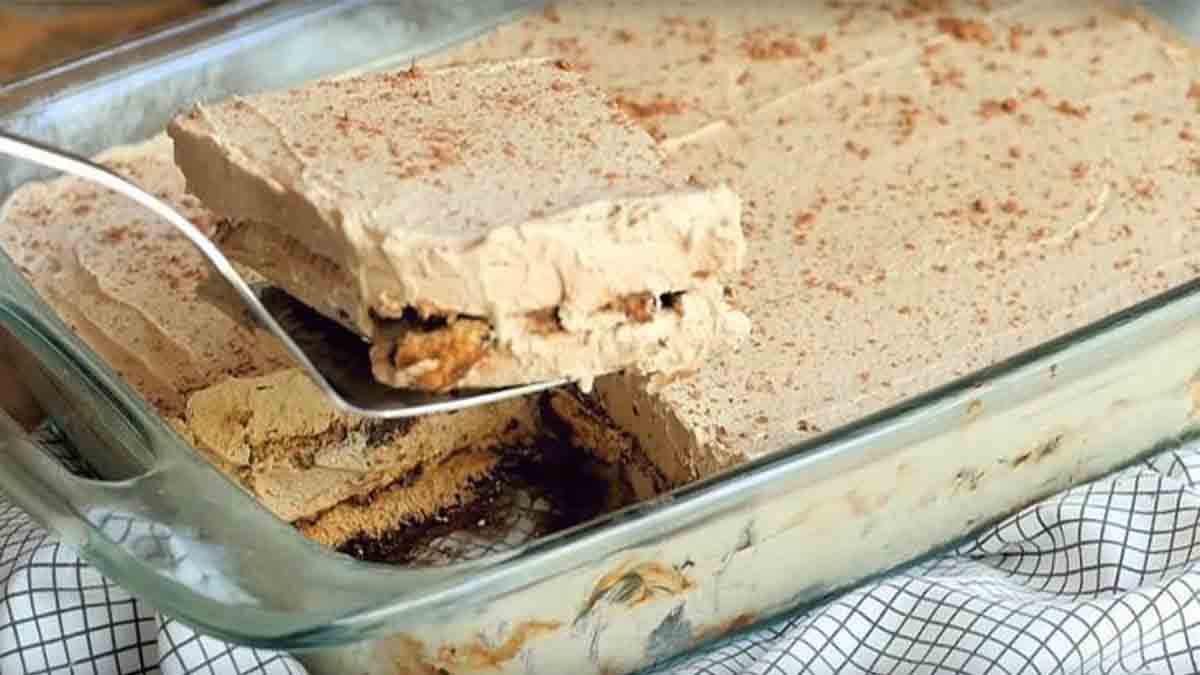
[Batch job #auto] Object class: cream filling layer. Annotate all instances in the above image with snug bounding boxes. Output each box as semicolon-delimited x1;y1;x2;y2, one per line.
213;217;749;392
369;279;748;393
166;60;747;326
175;369;542;521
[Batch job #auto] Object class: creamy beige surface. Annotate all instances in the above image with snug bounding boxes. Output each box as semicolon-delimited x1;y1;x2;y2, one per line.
167;58;748;391
436;1;1200;483
364;277;745;392
176;369;540;522
0;135;288;416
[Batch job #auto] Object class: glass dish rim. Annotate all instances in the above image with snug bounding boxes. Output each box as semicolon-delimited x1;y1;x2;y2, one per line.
5;248;1200;648
0;0;1198;649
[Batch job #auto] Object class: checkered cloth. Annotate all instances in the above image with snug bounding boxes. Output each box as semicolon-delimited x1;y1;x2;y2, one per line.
5;439;1200;675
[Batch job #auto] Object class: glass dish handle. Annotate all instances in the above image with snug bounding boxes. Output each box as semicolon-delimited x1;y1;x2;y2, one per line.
0;250;477;642
0;408;91;545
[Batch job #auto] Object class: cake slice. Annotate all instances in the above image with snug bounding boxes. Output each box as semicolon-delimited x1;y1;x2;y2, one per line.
0;136;651;548
0;114;669;561
166;58;749;392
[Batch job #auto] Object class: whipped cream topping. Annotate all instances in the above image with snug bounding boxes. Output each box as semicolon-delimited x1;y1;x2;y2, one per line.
168;57;750;390
166;58;746;323
370;278;749;392
437;0;1200;482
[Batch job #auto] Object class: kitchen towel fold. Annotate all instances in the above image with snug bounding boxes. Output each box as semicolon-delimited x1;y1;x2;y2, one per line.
4;437;1200;675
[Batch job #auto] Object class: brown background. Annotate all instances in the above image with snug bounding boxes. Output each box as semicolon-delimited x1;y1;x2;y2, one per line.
0;0;208;84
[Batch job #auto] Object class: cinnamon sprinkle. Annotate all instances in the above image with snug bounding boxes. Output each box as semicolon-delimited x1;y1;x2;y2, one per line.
936;17;994;45
897;107;921;142
1131;177;1157;200
741;37;805;61
844;140;871;160
930;67;965;88
615;96;686;119
101;226;128;244
1008;24;1025;51
978;98;1019;118
1051;99;1089;118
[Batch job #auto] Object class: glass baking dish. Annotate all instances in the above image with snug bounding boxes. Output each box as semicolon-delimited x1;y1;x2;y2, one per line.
1;2;1199;674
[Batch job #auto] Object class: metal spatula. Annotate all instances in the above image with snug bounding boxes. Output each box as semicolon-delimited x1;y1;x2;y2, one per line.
0;131;567;418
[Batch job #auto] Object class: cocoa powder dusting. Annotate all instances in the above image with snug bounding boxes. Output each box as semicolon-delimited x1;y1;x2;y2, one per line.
979;98;1019;118
937;17;994;44
1051;100;1089;118
615;96;686;119
844;140;871;160
742;37;805;61
1008;25;1025;51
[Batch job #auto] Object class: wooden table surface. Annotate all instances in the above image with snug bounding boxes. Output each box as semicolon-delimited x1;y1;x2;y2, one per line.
0;1;209;84
2;3;214;425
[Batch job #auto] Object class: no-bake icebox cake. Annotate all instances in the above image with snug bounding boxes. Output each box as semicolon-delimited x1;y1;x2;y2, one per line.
3;0;1199;560
166;58;749;393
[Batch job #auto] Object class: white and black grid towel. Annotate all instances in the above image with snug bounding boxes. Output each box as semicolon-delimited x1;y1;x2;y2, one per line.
5;437;1200;675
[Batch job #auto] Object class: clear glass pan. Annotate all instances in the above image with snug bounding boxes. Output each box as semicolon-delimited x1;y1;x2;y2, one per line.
1;2;1198;673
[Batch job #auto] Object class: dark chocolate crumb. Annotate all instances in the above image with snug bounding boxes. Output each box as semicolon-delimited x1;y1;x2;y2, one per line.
336;431;623;564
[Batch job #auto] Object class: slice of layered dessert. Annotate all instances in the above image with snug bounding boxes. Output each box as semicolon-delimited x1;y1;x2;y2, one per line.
0;135;663;554
430;0;1200;483
5;0;1198;569
166;58;749;392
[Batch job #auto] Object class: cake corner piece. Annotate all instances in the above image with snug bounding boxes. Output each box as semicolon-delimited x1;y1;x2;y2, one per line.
168;57;752;393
